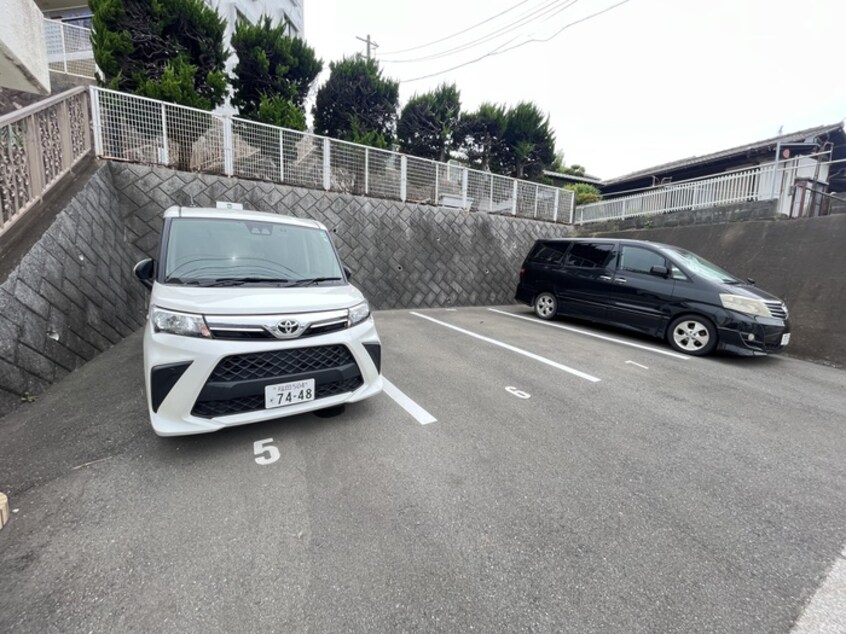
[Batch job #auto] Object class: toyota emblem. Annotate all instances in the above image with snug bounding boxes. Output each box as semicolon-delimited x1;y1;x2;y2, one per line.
278;319;300;335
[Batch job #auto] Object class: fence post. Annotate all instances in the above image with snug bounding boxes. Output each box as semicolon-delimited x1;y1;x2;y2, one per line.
89;86;103;157
222;115;234;176
59;23;68;74
489;173;494;212
461;168;468;209
434;162;439;205
322;138;331;190
364;147;369;195
400;155;407;202
160;103;169;165
58;100;73;171
24;115;45;199
533;184;539;218
512;181;518;215
569;190;575;225
279;130;285;183
553;189;559;223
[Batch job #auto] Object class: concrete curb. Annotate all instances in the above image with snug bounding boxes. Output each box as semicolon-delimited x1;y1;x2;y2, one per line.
0;492;8;530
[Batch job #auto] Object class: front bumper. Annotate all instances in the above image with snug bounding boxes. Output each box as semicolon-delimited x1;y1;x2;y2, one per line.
143;318;383;436
716;313;791;357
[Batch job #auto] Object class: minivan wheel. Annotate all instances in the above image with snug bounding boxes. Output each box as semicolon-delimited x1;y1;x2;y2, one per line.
534;292;557;320
668;315;717;356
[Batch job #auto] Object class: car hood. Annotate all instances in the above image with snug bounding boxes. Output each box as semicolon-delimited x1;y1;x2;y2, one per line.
716;282;784;303
150;283;366;315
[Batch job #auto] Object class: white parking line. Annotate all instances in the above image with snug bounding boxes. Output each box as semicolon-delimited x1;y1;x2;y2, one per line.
791;546;846;633
626;361;649;370
382;377;437;425
411;312;600;383
488;308;690;360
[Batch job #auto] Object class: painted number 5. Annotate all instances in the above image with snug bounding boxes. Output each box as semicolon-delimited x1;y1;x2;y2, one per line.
254;438;280;465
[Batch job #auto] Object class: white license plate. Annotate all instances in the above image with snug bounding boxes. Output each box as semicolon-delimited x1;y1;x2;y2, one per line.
265;379;315;409
781;333;791;346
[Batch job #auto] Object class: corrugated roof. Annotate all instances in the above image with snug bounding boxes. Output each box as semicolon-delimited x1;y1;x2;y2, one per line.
604;122;844;185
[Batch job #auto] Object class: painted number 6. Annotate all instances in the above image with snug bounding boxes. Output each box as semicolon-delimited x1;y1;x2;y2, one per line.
505;386;531;399
254;438;280;465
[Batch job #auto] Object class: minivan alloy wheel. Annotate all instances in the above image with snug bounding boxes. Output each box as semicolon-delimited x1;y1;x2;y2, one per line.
534;292;557;320
668;316;717;356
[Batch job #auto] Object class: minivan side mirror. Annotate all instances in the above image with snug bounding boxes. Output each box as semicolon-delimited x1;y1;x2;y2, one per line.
650;265;669;278
134;258;155;290
343;265;352;280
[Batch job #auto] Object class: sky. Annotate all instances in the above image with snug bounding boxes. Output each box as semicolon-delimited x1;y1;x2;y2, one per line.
305;0;846;180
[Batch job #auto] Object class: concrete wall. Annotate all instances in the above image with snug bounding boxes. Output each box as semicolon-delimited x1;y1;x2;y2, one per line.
0;0;49;94
0;161;567;417
0;165;148;415
594;215;846;368
109;162;568;310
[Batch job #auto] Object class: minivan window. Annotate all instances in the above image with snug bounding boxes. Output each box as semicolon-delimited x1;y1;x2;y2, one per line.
164;218;343;285
619;246;666;275
563;243;616;269
662;246;740;284
530;242;569;265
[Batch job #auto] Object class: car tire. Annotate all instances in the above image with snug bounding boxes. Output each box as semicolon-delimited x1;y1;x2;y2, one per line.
534;292;557;320
667;315;718;356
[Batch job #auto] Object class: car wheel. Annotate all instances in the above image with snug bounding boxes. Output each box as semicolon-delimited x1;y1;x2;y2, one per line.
667;315;717;356
534;292;557;320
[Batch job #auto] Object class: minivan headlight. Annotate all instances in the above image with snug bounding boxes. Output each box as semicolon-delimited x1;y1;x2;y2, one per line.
151;307;211;337
719;294;772;318
348;301;371;327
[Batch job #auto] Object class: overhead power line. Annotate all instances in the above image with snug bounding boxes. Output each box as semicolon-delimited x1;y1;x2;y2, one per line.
398;0;632;84
378;0;532;56
381;0;579;65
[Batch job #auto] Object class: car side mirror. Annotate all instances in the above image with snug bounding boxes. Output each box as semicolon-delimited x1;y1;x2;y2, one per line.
650;265;669;278
134;258;155;290
343;265;352;280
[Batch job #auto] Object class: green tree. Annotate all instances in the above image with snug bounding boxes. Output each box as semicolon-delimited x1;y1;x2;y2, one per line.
397;83;461;162
564;182;602;205
457;103;507;172
499;102;556;181
312;57;399;148
230;17;322;130
90;0;228;170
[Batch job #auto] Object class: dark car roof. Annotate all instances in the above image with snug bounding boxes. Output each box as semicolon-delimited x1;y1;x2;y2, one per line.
536;237;678;250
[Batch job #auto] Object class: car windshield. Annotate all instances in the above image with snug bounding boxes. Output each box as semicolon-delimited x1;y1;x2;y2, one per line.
662;246;741;284
164;217;343;286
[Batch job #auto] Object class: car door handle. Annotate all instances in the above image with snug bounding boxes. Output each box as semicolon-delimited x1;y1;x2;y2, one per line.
615;277;627;284
599;275;612;281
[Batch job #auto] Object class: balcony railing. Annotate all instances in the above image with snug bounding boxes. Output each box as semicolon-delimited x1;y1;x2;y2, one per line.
0;87;92;237
43;18;96;80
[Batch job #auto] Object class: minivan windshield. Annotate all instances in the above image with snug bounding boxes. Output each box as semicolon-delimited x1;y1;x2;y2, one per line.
662;246;741;284
164;218;343;286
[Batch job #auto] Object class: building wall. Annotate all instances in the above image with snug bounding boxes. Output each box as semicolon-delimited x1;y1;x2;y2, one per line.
1;0;50;95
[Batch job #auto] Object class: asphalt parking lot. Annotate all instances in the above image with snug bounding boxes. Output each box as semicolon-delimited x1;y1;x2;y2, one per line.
1;305;845;633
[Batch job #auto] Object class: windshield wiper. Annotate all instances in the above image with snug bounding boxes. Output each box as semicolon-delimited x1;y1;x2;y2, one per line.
291;277;343;287
165;277;203;285
201;277;291;287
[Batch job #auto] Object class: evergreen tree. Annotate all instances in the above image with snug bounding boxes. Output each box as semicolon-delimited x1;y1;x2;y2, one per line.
397;83;461;162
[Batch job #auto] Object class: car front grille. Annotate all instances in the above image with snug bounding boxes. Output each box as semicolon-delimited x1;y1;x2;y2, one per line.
764;300;788;320
209;345;355;382
191;345;363;419
192;377;364;417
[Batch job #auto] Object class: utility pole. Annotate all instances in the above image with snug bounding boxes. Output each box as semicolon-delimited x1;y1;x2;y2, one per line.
355;34;379;60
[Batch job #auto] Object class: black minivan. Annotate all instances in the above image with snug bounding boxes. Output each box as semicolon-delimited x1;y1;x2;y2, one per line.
515;238;790;356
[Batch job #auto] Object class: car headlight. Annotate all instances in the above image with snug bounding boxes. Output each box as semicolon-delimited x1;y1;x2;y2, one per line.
151;307;211;337
348;301;371;327
719;294;772;318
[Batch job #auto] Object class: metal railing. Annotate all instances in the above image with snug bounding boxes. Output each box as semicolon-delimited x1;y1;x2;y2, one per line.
43;18;96;80
575;163;784;225
0;87;92;237
89;87;574;222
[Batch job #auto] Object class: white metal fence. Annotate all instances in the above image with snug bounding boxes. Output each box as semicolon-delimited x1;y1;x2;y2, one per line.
573;157;827;225
43;18;96;80
89;87;574;222
0;87;92;237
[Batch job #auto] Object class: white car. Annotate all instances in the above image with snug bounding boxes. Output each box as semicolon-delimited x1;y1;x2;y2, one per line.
133;206;383;436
